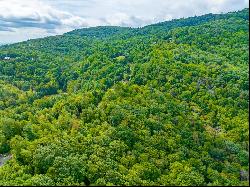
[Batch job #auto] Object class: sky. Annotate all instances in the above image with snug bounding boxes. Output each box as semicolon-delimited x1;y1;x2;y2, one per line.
0;0;249;44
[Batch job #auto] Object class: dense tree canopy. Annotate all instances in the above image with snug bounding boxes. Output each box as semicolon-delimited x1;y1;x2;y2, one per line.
0;8;249;186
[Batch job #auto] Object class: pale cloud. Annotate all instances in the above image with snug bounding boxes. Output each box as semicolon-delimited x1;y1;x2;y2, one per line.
0;0;248;43
0;0;92;31
103;13;151;27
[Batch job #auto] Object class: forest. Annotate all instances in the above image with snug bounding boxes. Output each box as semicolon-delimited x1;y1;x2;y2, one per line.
0;8;249;186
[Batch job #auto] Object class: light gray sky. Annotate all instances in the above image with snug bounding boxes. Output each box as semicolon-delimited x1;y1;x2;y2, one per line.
0;0;248;43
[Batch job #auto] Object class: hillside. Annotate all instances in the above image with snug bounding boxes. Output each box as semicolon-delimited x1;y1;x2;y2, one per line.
0;8;249;186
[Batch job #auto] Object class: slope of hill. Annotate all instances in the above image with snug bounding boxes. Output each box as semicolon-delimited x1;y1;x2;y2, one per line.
0;8;249;186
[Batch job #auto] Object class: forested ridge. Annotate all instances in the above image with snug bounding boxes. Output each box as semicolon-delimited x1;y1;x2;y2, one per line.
0;8;249;186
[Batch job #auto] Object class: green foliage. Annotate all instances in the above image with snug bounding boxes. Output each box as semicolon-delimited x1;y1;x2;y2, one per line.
0;8;249;186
